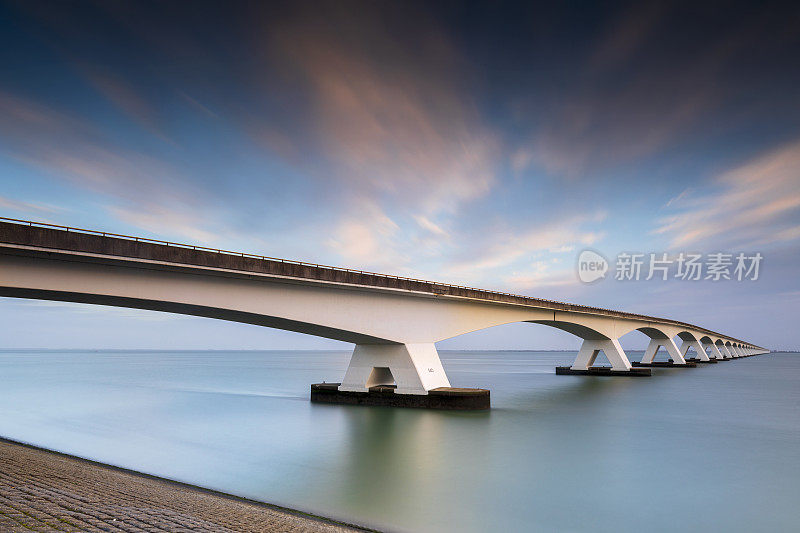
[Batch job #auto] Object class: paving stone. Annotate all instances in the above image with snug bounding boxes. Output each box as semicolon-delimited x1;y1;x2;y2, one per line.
0;439;368;533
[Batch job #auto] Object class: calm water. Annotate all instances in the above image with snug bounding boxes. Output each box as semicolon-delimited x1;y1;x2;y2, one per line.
0;349;798;532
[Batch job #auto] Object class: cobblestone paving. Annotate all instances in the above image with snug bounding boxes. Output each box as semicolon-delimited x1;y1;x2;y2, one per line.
0;439;367;532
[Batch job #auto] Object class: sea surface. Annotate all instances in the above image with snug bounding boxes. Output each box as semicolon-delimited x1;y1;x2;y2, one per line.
0;349;798;532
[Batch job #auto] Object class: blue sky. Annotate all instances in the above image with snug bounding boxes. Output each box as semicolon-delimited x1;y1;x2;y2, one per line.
1;1;799;350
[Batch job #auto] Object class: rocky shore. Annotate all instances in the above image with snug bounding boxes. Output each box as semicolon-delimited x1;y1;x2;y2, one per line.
0;437;372;532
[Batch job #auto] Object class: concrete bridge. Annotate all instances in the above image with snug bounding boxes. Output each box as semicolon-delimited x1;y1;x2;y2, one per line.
0;218;767;400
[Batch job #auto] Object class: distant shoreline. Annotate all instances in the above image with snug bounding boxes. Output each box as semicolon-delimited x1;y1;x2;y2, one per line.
0;436;379;533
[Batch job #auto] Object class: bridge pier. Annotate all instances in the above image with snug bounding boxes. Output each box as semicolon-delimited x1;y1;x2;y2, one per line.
339;343;450;395
315;343;490;409
704;341;725;360
638;337;688;365
629;333;696;368
715;343;729;359
571;338;631;370
678;338;714;363
556;338;649;375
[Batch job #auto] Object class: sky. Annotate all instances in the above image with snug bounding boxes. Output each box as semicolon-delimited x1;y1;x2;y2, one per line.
1;0;799;351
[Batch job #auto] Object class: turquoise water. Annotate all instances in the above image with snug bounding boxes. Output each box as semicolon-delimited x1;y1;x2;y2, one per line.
0;349;797;532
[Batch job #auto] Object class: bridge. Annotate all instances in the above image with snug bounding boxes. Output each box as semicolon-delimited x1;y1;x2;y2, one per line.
0;218;768;407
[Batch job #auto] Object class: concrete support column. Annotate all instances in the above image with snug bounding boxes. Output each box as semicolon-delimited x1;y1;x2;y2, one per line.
704;342;724;360
722;345;735;358
679;339;710;361
339;343;450;395
571;338;632;371
641;337;687;364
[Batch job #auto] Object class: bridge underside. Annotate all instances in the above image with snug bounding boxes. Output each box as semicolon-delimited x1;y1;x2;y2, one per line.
0;287;393;345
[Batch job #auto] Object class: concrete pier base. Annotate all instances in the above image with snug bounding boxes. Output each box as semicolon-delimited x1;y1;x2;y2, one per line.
633;361;697;368
684;358;718;363
555;366;651;376
310;383;490;410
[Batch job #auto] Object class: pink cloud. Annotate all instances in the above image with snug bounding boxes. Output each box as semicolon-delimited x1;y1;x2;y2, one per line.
260;3;499;217
654;138;800;249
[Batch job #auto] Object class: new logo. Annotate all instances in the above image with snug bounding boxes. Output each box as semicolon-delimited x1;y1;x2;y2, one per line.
577;249;608;283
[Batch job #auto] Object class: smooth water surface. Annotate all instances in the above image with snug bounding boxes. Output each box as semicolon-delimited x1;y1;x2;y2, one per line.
0;349;798;532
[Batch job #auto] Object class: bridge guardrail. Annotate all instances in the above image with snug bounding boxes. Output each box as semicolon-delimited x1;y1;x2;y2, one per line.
0;216;566;301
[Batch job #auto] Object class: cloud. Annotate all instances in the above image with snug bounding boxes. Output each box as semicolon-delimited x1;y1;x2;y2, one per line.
259;2;498;216
512;2;799;180
176;91;219;119
504;260;576;289
414;215;449;238
108;205;222;245
82;67;168;141
0;92;164;193
0;195;62;216
0;91;224;243
589;1;665;71
654;138;800;248
445;213;604;277
549;245;575;253
665;188;693;208
325;198;404;270
239;2;502;273
528;69;716;179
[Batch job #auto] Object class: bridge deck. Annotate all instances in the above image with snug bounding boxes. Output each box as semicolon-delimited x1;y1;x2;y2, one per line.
0;218;750;345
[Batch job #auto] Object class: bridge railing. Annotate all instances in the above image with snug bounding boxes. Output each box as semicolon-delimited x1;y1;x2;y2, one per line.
0;216;551;299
